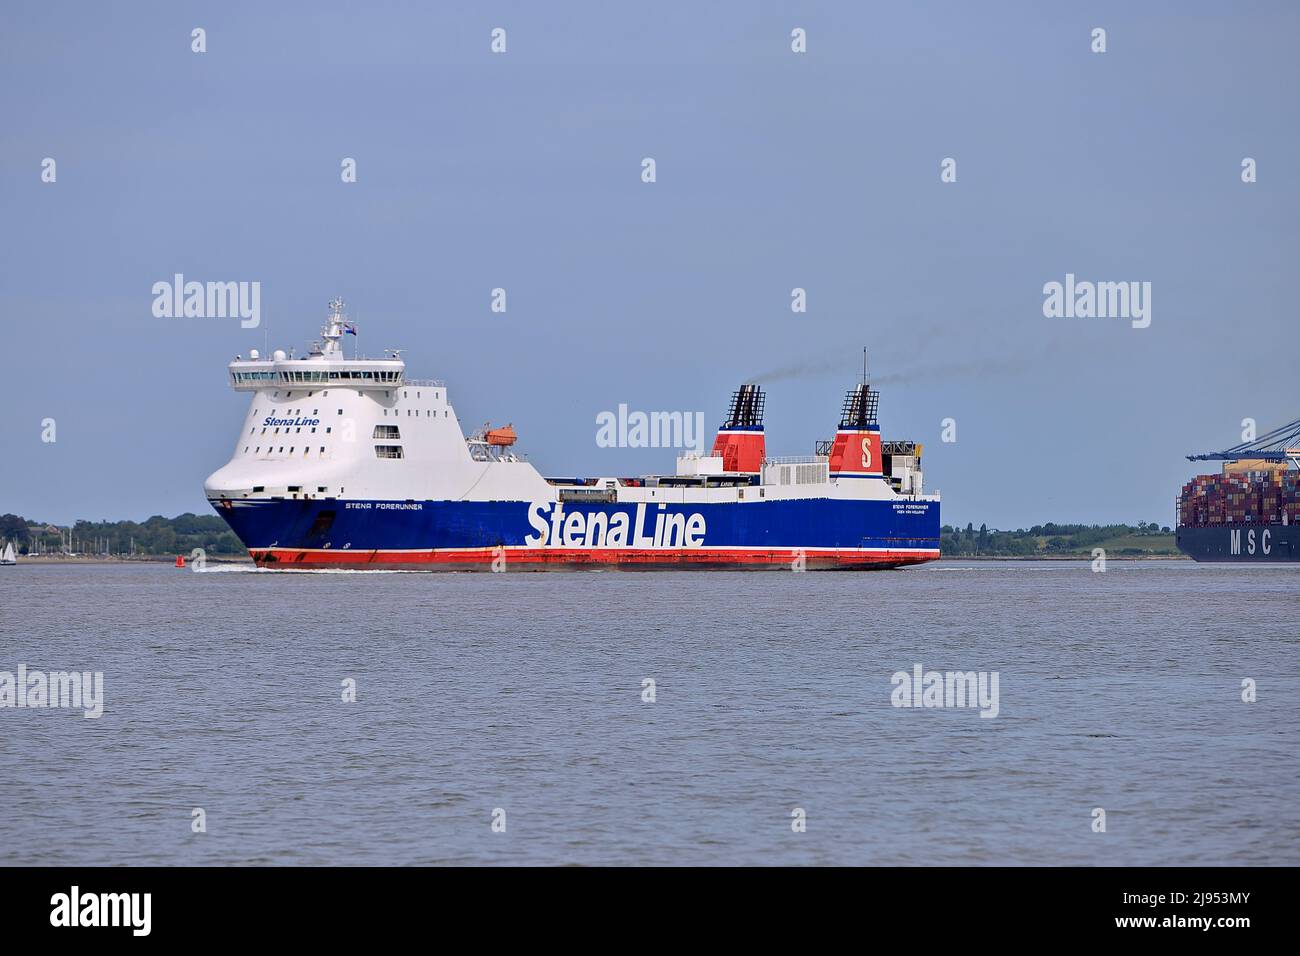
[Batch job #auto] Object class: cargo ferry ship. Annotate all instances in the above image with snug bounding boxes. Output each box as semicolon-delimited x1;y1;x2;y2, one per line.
204;300;941;570
1176;420;1300;562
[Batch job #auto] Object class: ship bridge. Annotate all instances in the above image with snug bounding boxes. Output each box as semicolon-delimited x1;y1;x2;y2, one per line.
227;298;428;391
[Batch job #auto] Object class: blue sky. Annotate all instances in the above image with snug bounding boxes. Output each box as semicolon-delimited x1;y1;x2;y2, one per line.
2;1;1297;528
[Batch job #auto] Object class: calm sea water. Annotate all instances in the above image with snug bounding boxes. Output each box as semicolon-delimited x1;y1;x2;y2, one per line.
1;559;1296;866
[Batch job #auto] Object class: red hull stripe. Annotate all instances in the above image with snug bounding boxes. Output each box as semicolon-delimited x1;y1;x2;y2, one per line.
252;546;940;569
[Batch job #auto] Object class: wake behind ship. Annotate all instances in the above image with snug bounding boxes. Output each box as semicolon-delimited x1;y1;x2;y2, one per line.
204;300;941;570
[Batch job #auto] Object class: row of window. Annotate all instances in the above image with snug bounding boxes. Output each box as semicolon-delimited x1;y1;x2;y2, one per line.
235;369;403;385
249;406;447;423
382;409;447;417
253;389;443;412
264;389;440;402
248;415;446;437
245;484;344;498
243;446;328;457
242;443;409;458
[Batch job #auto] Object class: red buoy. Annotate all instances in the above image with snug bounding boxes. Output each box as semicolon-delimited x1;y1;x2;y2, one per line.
175;555;185;568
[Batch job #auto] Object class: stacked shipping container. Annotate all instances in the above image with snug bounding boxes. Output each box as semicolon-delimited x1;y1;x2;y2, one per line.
1178;469;1300;527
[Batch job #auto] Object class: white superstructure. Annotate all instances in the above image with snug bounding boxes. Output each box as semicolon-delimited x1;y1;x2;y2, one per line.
205;300;939;511
204;299;552;504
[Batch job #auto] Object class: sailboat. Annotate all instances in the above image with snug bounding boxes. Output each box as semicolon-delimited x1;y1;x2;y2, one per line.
0;541;16;566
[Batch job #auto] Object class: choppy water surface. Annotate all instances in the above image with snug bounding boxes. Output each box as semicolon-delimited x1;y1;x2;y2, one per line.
1;560;1296;865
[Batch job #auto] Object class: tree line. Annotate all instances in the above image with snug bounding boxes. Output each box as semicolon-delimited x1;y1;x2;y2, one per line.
0;512;245;556
941;522;1173;556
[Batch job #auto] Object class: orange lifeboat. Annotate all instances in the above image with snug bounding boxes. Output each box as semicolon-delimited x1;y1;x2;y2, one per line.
486;424;517;447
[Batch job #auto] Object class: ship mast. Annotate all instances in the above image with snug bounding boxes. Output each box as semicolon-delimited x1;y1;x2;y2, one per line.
320;297;349;358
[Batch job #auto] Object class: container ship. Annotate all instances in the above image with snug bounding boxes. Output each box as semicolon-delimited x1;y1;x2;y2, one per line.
1175;419;1300;562
203;300;941;570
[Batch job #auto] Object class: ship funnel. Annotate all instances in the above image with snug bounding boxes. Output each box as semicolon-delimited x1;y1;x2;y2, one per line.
828;383;883;479
711;383;766;473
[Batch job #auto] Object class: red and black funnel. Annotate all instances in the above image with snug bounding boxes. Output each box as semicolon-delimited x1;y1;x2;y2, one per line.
711;384;766;473
828;383;883;478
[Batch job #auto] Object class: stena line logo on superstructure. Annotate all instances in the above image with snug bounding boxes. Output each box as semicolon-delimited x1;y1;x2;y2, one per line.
264;416;321;428
525;502;706;549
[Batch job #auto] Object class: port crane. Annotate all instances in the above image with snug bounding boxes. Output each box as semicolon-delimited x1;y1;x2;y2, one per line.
1187;416;1300;467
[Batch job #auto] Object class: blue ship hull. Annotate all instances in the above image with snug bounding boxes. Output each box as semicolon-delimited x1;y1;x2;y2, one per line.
209;495;941;571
